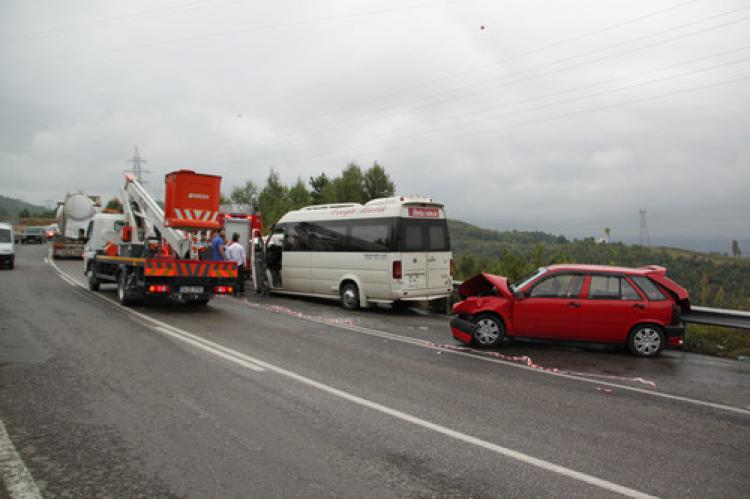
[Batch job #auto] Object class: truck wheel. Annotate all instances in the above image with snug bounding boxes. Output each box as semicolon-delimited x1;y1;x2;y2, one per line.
87;267;100;291
340;282;360;310
118;271;133;306
8;257;14;269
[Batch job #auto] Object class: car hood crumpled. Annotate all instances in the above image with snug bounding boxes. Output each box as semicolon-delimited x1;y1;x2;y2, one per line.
458;272;513;300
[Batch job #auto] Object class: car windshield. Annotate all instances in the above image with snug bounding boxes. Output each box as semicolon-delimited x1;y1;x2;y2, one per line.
510;267;548;291
0;229;11;243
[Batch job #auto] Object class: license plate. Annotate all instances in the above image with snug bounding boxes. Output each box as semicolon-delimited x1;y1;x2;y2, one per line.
180;286;204;294
404;273;425;289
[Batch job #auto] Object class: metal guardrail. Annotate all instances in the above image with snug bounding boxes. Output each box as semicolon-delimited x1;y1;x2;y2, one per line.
681;306;750;330
452;281;750;330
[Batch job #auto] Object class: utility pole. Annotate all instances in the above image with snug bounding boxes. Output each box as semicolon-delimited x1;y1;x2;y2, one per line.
639;208;651;246
126;145;150;184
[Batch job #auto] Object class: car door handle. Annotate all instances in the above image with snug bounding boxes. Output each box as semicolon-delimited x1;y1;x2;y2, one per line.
568;301;581;308
632;303;646;310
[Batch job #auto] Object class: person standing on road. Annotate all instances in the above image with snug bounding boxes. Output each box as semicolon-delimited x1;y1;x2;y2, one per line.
211;229;227;261
225;232;247;295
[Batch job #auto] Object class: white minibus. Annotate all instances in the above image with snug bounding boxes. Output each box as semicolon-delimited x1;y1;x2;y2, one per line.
259;196;453;309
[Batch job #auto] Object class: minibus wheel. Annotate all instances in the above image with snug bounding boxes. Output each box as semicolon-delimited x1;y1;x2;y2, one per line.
341;282;360;310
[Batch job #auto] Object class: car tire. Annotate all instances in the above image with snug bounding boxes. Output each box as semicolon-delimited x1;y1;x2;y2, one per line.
340;282;360;310
627;324;666;358
8;257;14;270
471;313;505;348
87;267;100;291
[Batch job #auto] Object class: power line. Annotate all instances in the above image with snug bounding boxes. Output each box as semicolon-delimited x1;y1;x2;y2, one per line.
192;9;750;164
0;0;472;66
221;74;750;171
0;0;249;45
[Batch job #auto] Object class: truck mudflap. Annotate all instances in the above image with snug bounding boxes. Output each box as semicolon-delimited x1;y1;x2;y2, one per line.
450;316;477;345
144;259;237;278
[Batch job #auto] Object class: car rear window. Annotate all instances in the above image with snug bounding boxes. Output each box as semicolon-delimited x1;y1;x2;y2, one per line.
631;276;667;301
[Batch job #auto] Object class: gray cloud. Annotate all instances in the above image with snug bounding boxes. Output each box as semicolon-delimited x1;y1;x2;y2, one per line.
1;0;748;251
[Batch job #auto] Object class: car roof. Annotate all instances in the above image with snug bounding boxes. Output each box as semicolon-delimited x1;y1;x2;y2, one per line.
0;222;12;229
546;263;665;276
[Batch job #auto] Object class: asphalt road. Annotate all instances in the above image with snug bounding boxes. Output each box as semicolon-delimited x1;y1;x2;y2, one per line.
1;243;748;498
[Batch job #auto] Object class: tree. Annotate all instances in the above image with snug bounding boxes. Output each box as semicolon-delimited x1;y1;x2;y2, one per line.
732;240;742;257
363;162;395;200
309;173;332;205
257;169;290;227
288;177;311;210
105;197;123;212
230;180;259;209
18;208;30;218
331;163;366;203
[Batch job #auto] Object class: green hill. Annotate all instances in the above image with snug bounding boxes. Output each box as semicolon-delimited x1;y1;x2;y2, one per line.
0;195;51;218
449;219;750;310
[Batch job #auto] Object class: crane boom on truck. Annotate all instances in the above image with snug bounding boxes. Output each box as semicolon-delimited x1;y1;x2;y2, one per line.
120;173;191;259
84;170;237;306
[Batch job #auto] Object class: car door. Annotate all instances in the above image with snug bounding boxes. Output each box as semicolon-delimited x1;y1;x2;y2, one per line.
512;273;584;338
578;274;647;342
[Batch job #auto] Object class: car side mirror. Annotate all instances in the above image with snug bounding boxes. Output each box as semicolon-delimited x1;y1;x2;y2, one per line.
513;290;526;300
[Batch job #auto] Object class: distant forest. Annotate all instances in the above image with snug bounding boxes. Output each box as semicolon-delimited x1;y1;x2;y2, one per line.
449;220;750;311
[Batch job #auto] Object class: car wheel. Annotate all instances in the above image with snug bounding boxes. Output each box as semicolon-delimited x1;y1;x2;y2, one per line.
87;267;100;291
8;257;14;269
472;313;505;348
340;282;360;310
628;324;665;358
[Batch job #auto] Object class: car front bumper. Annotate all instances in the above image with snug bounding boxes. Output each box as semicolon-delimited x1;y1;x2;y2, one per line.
450;316;477;345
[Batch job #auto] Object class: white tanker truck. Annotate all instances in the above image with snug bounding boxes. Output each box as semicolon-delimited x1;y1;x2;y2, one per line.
52;193;100;259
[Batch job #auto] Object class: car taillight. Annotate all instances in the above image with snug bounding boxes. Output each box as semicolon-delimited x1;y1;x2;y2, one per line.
53;242;64;249
148;284;170;293
450;258;454;277
214;285;234;294
392;260;402;280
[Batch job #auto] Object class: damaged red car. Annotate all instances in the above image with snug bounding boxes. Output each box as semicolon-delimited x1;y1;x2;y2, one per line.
450;264;690;357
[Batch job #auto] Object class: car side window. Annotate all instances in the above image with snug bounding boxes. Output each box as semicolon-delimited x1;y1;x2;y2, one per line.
529;274;582;298
588;275;641;300
631;276;667;301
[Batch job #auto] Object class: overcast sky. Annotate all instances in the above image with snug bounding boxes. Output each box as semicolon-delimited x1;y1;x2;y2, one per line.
1;0;748;251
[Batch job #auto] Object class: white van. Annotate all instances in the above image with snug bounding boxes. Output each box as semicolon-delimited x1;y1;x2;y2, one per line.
258;196;453;309
0;222;16;269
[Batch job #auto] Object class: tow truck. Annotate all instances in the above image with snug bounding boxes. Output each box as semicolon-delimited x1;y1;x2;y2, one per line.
84;170;237;306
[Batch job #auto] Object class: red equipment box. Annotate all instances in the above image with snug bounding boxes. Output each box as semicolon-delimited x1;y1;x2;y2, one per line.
164;170;222;229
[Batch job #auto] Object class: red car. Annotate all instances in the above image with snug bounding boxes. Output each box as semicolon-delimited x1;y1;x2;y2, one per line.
450;264;690;357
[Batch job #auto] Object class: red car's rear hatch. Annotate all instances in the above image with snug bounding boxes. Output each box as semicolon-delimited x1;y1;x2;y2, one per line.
457;272;513;300
646;270;690;309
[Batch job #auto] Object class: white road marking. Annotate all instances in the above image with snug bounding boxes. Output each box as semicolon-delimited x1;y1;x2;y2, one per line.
239;300;750;417
58;273;79;287
0;418;43;499
47;262;660;498
153;326;264;372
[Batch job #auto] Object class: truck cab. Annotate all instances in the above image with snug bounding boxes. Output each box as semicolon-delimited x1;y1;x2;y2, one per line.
83;213;127;274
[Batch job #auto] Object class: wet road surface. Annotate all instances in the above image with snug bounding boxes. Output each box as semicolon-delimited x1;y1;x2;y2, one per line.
1;243;748;498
